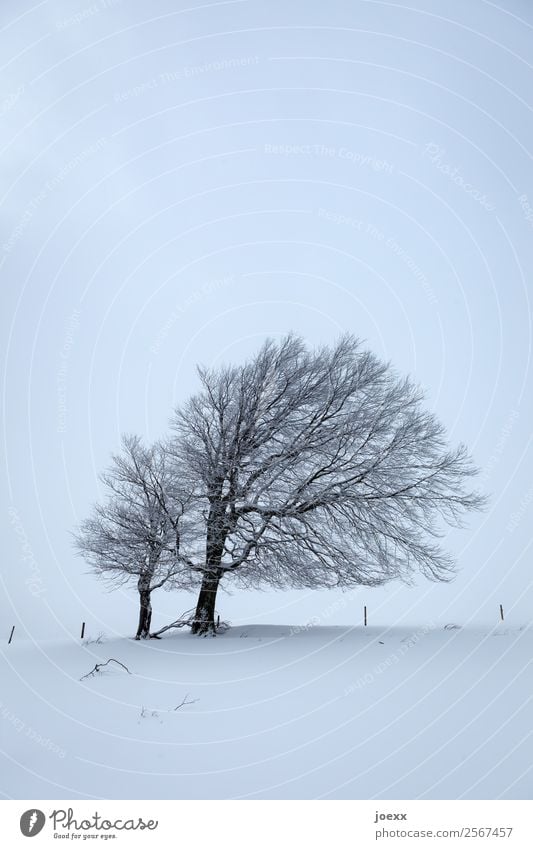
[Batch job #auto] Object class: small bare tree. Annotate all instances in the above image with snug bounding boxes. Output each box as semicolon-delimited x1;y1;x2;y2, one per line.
168;335;485;635
74;434;196;639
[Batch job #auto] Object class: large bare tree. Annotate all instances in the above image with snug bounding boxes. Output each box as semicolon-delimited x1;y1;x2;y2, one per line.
167;335;485;634
74;434;196;639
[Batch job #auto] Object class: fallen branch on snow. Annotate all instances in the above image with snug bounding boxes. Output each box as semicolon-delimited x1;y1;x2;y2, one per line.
80;659;132;680
150;608;229;638
174;694;199;710
149;608;196;638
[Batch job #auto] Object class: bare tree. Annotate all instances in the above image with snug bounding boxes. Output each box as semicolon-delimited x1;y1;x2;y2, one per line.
74;434;196;639
167;335;485;635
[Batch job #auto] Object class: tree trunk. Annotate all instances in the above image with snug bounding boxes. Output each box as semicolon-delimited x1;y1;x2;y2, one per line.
191;497;227;635
135;588;152;639
190;569;221;635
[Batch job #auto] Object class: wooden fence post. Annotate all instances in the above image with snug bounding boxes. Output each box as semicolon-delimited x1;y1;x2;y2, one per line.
499;605;504;622
364;605;367;627
80;622;86;639
8;625;15;644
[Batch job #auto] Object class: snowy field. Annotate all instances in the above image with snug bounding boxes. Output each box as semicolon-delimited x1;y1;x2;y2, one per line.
1;624;531;800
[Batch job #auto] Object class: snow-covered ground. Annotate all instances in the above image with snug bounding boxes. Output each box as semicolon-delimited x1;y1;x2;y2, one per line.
1;624;531;800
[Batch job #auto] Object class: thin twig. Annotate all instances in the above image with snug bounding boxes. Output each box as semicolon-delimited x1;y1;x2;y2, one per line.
80;658;132;680
173;694;199;710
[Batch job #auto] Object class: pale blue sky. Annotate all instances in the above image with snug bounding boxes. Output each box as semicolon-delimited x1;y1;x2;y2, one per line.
2;0;533;640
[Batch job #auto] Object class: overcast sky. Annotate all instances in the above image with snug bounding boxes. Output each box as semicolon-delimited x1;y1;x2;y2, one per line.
2;0;533;641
